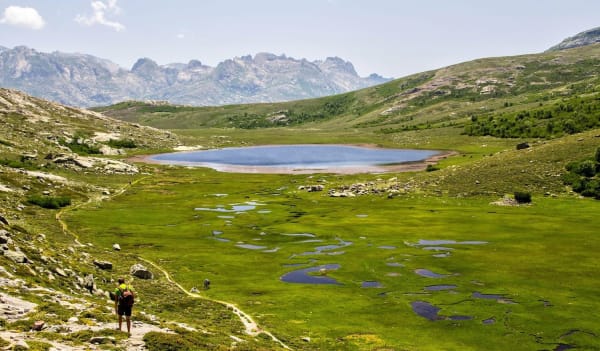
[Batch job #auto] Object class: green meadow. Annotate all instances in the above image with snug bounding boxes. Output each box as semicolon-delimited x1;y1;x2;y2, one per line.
64;165;600;350
59;45;600;349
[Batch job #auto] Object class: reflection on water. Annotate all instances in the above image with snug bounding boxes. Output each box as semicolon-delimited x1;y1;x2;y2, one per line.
415;269;450;278
236;243;267;250
362;281;383;288
152;145;440;169
280;264;341;284
425;285;457;291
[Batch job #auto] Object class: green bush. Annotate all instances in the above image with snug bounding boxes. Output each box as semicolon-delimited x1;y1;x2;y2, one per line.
143;332;195;351
143;331;217;351
27;195;71;209
62;141;101;155
514;192;532;204
563;150;600;199
108;138;137;148
24;341;52;351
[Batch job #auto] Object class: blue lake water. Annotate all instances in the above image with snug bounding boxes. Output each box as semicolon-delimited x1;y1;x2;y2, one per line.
150;145;439;171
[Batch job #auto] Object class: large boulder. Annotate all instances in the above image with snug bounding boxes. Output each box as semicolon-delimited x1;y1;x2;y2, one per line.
93;260;113;270
4;250;27;263
130;263;153;279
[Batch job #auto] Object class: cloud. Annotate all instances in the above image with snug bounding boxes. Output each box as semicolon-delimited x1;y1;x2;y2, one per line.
176;33;185;39
0;6;45;30
75;0;125;32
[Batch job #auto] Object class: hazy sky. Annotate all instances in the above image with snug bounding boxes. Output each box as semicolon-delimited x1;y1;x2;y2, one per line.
0;0;599;78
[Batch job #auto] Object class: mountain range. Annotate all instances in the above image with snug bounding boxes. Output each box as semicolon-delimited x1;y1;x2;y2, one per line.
0;46;389;107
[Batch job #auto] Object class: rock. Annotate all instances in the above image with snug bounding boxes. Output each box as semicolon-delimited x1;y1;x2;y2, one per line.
0;229;11;244
90;336;116;345
190;287;199;293
130;263;153;279
0;214;8;225
54;268;68;277
306;185;324;192
93;260;113;270
516;142;530;150
302;336;311;342
83;274;96;293
4;250;28;263
112;243;121;251
99;145;122;156
32;320;45;331
73;157;94;168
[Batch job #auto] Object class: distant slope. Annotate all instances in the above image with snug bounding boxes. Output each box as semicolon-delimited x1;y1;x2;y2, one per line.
547;26;600;51
0;46;390;107
98;44;600;138
0;87;178;164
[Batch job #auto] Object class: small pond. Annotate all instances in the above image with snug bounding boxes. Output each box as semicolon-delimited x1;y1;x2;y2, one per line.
150;145;440;173
280;264;341;285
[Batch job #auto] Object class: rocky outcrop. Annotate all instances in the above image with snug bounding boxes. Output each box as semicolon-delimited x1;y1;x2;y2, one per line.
548;26;600;51
3;250;28;263
0;46;391;107
130;264;153;280
93;260;113;270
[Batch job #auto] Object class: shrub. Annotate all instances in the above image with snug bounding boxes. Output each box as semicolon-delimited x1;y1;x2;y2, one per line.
62;141;101;155
27;195;71;209
108;138;137;148
143;332;194;351
425;164;439;172
24;340;52;351
514;191;532;204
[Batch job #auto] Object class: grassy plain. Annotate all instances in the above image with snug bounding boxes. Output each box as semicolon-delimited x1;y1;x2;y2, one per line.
66;45;600;349
64;160;600;350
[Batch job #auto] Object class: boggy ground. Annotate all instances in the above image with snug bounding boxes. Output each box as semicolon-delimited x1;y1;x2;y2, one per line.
64;165;600;350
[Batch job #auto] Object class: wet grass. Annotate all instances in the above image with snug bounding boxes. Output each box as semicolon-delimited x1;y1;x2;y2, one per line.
64;166;600;350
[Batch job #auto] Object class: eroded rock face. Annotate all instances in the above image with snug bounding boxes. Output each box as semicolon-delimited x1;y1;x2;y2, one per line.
130;263;153;280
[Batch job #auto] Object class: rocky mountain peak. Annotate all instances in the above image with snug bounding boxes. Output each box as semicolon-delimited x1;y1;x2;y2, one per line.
131;57;160;73
319;57;358;76
187;59;203;69
547;26;600;51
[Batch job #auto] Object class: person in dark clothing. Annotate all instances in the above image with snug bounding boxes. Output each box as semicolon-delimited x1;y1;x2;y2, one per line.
114;277;135;335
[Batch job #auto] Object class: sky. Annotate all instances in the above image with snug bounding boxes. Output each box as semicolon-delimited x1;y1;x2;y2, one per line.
0;0;599;78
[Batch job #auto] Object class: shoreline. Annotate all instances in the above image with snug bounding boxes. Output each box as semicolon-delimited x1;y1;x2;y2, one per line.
128;147;457;175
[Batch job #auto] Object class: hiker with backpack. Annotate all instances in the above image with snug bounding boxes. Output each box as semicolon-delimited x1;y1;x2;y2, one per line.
114;277;135;335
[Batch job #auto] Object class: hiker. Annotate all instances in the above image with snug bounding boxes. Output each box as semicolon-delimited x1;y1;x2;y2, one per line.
114;277;135;335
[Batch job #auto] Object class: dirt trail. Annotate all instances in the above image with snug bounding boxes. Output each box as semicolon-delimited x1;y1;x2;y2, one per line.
55;175;292;350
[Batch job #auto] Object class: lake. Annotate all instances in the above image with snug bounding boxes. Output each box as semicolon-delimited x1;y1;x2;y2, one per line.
149;145;440;174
